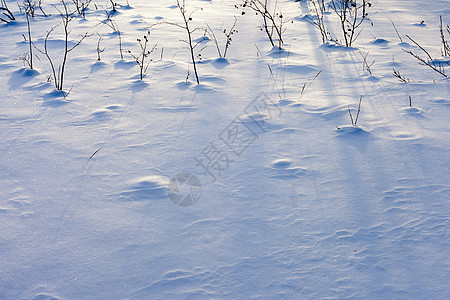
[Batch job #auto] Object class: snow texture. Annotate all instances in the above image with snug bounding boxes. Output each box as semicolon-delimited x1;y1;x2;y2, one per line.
1;0;449;299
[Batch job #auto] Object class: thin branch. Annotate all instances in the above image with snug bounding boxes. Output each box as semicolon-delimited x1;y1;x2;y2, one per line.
389;18;403;43
405;34;433;61
354;96;362;125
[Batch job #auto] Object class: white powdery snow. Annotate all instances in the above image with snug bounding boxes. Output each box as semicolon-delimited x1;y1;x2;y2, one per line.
1;0;449;299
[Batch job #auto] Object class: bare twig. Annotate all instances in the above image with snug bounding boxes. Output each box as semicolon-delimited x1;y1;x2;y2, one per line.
299;69;321;103
359;51;374;75
128;31;157;80
348;106;354;125
84;146;102;169
305;0;330;43
329;0;371;47
439;16;450;57
96;33;104;61
268;64;282;100
72;0;91;17
348;96;362;126
175;0;201;84
389;18;403;43
24;2;34;69
34;0;90;90
102;10;123;59
403;34;448;77
239;0;288;49
206;16;238;58
405;34;433;61
393;68;409;83
1;0;15;23
354;96;362;125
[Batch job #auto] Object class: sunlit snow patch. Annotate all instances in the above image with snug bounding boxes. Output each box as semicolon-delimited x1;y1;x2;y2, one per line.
272;63;320;75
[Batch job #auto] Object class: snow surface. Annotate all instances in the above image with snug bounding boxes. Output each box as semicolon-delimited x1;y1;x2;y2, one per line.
1;0;450;299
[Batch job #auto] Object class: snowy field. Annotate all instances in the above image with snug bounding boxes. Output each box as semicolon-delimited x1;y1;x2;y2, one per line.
1;0;450;299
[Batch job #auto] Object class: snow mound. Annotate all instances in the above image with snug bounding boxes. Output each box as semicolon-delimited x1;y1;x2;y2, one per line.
401;106;424;117
267;158;308;180
119;175;169;201
371;38;390;46
335;125;373;136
